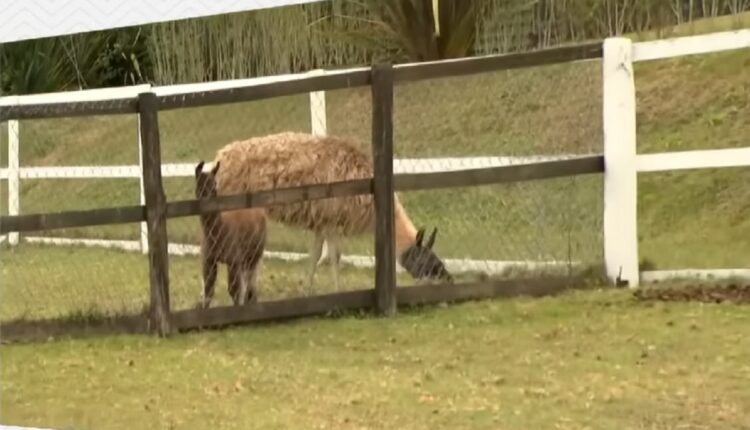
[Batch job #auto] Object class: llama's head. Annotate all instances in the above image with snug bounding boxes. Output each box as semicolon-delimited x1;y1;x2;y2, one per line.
194;160;220;199
399;227;453;284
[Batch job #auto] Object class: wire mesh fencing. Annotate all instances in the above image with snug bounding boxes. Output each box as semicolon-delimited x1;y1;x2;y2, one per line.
633;48;750;271
156;88;381;309
390;59;606;285
0;110;153;324
0;53;615;323
1;224;151;323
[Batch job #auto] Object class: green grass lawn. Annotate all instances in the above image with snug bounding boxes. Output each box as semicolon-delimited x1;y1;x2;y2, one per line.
2;288;749;429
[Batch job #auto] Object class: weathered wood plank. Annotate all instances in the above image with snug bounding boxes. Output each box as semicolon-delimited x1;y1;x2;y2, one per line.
157;70;371;111
0;314;149;344
397;276;583;307
0;156;603;235
0;205;145;235
393;42;603;83
138;92;171;337
394;155;604;191
371;63;397;317
0;99;138;121
169;276;583;333
0;179;372;234
170;289;375;330
166;177;374;219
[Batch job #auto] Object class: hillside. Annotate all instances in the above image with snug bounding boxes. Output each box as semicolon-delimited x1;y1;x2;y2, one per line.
1;35;749;274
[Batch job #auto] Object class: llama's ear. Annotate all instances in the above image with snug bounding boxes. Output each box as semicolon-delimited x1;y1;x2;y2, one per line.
426;227;437;249
211;161;221;175
195;161;205;177
415;228;425;246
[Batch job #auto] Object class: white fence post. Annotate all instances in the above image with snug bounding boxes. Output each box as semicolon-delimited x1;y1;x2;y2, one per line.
7;119;20;246
308;68;332;263
138;113;149;254
136;84;152;254
602;37;640;288
309;69;327;137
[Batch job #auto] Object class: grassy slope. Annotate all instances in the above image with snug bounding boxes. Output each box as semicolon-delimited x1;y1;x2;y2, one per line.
2;289;750;430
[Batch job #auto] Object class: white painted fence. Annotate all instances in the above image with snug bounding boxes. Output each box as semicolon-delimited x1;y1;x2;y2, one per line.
2;29;750;285
603;29;750;286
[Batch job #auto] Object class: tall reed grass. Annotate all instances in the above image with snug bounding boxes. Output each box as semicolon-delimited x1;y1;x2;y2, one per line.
146;0;750;84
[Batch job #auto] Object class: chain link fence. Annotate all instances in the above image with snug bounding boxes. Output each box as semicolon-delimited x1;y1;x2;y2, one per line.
1;111;149;322
1;54;613;322
390;59;605;285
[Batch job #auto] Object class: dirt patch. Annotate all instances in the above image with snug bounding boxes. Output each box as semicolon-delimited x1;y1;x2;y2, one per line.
633;283;750;305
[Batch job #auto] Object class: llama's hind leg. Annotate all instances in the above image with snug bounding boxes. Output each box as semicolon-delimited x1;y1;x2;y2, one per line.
327;237;341;292
306;233;325;295
201;257;218;309
228;262;244;306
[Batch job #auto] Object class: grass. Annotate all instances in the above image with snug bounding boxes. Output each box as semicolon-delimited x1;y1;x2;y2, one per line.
2;288;750;429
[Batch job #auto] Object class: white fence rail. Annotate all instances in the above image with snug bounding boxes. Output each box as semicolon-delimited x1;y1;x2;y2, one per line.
2;29;750;284
604;29;750;286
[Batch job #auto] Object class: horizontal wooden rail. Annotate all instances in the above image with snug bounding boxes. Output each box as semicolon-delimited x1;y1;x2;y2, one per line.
171;289;375;330
166;177;374;218
0;154;578;180
171;275;583;332
393;41;603;82
394;155;604;191
158;43;603;111
156;70;371;112
0;155;604;235
632;28;750;62
0;177;374;234
636;147;750;172
397;276;582;306
0;205;146;235
0;98;138;121
0;314;149;343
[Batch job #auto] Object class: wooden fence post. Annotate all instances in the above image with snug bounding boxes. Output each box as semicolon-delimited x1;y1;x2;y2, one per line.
138;92;172;335
602;37;640;288
371;63;397;316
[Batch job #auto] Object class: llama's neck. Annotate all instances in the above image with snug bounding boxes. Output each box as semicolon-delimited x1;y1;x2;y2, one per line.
393;198;418;255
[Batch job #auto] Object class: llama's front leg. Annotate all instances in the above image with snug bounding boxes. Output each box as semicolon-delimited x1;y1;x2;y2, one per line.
228;263;243;306
306;233;325;295
244;262;261;304
328;237;340;292
317;240;342;266
201;257;218;309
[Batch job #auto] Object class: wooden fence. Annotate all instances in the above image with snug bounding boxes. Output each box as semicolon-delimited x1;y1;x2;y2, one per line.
0;42;607;341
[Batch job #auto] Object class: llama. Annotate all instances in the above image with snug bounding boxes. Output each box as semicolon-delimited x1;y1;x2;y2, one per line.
194;160;267;308
211;131;453;292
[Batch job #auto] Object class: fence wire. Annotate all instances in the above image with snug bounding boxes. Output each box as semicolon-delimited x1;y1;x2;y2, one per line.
633;48;750;272
1;224;150;322
1;55;610;322
391;59;605;284
1;110;150;323
157;89;378;309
